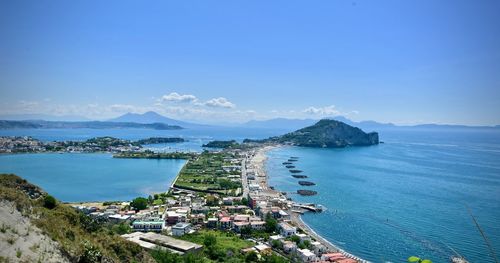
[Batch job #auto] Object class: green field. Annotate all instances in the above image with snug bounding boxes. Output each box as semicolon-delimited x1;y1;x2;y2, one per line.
173;151;242;195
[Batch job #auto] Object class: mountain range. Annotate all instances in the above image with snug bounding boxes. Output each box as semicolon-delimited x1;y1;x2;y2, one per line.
1;111;498;131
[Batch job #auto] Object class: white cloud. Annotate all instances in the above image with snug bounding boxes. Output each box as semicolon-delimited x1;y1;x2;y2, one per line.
160;92;198;103
303;105;340;116
204;97;236;108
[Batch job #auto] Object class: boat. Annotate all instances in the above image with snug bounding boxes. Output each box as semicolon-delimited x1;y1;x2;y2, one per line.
450;256;469;263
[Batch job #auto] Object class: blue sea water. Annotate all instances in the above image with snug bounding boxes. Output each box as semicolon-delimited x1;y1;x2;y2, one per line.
1;127;499;262
0;153;186;202
267;129;500;263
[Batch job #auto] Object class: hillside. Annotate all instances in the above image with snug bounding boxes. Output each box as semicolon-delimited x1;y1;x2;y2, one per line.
245;119;379;148
0;120;182;130
0;174;154;263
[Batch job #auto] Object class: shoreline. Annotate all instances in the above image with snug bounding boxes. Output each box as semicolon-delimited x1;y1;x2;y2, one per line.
252;145;370;263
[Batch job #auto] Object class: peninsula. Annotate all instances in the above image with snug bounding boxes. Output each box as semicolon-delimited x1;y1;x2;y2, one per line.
0;120;183;130
244;119;379;148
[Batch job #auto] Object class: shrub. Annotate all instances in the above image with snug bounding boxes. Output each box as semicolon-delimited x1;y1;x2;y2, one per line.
43;195;57;209
130;197;148;211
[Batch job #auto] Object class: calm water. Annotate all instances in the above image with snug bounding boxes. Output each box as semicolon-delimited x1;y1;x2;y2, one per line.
1;127;499;262
267;129;500;263
0;153;186;202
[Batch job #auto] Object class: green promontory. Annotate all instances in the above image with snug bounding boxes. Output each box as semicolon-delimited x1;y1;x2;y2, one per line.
245;119;379;148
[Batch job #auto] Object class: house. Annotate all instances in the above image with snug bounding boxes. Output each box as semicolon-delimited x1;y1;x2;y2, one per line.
297;248;316;262
233;221;250;232
233;214;250;222
310;241;327;255
219;217;232;229
108;214;130;222
222;197;233;205
269;235;284;243
172;223;192;236
278;210;290;220
282;241;297;254
166;211;181;225
206;218;218;229
132;219;164;232
250;221;266;231
296;233;311;243
254;243;271;254
278;222;296;237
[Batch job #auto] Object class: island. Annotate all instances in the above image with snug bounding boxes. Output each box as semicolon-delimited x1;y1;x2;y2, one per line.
202;140;239;149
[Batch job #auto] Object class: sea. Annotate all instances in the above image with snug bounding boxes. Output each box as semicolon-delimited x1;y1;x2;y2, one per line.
1;127;499;263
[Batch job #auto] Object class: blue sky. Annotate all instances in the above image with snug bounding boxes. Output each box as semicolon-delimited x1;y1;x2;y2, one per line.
1;0;499;125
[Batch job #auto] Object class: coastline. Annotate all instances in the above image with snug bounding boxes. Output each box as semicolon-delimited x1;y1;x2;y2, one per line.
252;145;370;263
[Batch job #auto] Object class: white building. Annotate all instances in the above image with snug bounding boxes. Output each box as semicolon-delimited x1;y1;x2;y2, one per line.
282;241;297;254
297;248;316;262
311;241;327;255
172;222;192;236
278;222;297;237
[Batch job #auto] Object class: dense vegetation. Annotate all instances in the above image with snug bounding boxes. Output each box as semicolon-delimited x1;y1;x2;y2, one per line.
244;119;379;148
0;174;153;262
174;152;242;195
202;140;240;149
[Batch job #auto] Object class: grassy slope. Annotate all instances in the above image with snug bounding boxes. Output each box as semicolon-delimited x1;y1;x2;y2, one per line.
0;174;154;263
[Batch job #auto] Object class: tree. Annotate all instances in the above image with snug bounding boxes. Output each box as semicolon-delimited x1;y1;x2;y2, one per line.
43;195;57;209
290;235;300;244
240;226;252;237
130;197;148;211
245;251;259;262
240;197;248;206
265;212;278;233
206;195;219;206
203;233;217;248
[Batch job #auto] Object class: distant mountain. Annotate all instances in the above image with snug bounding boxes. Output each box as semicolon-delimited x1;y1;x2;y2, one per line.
0;114;90;122
108;111;199;127
0;120;182;130
243;117;394;132
244;119;379;148
243;117;497;131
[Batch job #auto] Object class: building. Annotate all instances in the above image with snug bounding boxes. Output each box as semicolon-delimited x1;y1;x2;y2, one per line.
310;241;327;255
233;221;250;232
206;218;218;229
282;241;297;254
172;223;192;236
132;219;164;232
278;222;296;237
297;248;316;262
296;233;311;243
219;217;232;229
250;221;266;231
122;232;202;254
254;243;271;254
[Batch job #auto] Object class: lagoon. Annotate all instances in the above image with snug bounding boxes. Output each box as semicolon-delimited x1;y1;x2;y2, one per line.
0;153;186;202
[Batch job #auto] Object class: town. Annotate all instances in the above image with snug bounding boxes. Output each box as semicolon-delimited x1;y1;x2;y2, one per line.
0;136;185;154
70;146;366;263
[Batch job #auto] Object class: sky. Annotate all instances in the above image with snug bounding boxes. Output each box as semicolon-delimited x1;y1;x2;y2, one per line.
0;0;499;125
